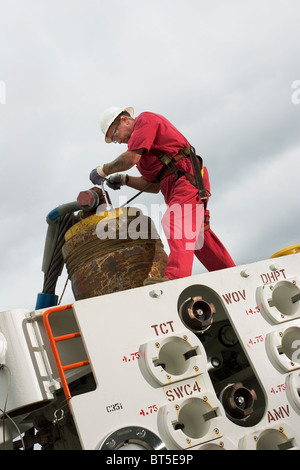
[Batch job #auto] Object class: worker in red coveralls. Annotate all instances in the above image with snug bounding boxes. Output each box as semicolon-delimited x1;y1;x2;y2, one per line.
89;106;235;284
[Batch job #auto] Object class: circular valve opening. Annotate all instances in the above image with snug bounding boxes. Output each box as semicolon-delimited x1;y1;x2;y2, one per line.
279;327;300;363
153;337;200;376
199;443;223;450
268;281;300;316
179;296;215;333
99;427;165;451
172;397;219;440
267;326;300;372
220;382;257;420
256;429;295;450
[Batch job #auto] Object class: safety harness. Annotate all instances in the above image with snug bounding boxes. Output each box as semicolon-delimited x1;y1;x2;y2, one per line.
154;145;211;232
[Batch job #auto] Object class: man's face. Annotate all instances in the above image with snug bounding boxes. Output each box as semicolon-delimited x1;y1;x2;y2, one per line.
107;115;134;144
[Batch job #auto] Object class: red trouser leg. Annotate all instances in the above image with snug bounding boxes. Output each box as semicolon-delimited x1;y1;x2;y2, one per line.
194;229;236;272
161;172;235;279
162;201;205;279
163;215;235;278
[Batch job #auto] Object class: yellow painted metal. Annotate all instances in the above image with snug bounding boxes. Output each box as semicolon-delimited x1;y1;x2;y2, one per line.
64;209;125;241
62;208;168;300
271;244;300;258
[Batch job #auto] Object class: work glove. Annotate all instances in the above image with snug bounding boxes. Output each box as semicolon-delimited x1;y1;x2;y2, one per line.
106;174;129;190
89;166;107;185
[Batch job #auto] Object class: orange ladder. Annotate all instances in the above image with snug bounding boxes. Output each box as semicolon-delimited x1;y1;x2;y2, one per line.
43;304;90;407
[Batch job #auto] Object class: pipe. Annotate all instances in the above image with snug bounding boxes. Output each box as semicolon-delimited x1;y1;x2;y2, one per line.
46;202;82;225
36;187;111;310
46;189;102;224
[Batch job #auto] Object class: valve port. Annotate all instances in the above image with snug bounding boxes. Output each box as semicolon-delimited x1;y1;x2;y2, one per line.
219;382;257;421
179;296;215;333
257;278;300;323
171;398;219;440
152;338;200;376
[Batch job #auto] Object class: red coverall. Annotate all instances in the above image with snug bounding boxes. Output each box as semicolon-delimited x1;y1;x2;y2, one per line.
127;112;235;280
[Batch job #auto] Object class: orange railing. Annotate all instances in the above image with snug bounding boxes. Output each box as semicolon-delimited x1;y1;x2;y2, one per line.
43;304;90;407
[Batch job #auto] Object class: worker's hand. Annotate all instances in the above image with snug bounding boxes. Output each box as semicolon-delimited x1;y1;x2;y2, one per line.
89;166;107;185
106;174;129;190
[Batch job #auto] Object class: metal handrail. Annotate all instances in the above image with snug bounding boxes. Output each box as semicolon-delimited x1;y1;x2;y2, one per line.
43;304;89;408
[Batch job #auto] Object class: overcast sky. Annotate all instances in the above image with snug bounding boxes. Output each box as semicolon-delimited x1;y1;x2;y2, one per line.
1;0;299;312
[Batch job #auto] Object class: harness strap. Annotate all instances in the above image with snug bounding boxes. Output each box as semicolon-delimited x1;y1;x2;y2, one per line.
154;146;210;210
202;212;210;233
152;148;211;232
156;162;204;185
186;146;209;209
155;152;185;182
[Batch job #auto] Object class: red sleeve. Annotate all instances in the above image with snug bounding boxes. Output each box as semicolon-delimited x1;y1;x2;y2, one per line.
127;113;159;151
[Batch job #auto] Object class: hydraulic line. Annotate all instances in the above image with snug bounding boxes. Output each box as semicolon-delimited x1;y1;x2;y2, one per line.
37;186;112;309
42;213;75;296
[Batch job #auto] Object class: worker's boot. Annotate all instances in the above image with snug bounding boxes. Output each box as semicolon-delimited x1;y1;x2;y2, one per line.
143;277;170;286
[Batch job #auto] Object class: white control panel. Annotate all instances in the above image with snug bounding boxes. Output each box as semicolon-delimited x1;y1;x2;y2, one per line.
1;253;300;451
69;253;300;450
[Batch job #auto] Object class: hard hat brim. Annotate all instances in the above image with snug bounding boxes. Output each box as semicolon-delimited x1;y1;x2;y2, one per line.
104;106;134;143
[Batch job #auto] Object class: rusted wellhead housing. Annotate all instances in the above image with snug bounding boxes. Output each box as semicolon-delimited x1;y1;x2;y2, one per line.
62;207;168;300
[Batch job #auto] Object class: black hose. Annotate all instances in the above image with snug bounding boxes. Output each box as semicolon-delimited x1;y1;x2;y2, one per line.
42;213;75;295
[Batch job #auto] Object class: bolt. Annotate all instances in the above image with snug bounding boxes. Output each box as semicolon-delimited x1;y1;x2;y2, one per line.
240;269;250;278
105;438;116;449
235;395;245;406
77;190;95;208
214;428;219;434
194;308;204;319
211;357;221;368
149;289;163;298
136;428;146;438
203;396;208;402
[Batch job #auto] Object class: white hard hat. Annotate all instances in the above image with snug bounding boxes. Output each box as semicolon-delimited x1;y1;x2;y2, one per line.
99;106;134;143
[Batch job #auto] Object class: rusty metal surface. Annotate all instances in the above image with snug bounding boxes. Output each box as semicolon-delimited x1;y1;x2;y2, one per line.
76;186;112;219
62;209;168;300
